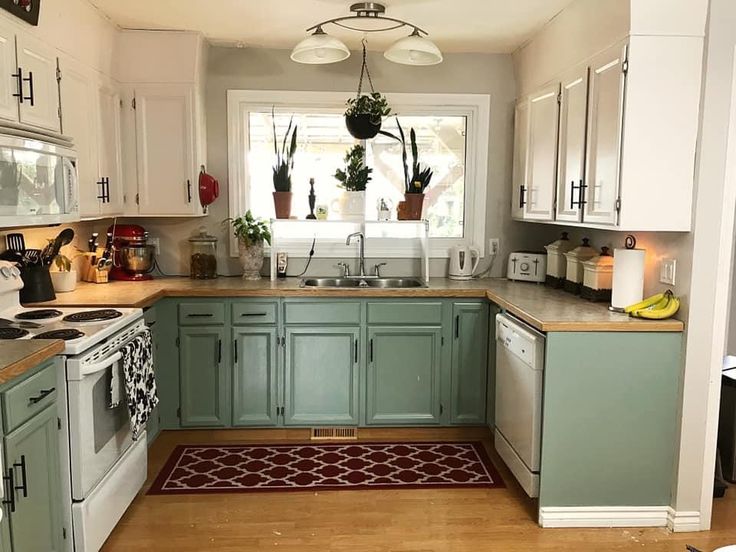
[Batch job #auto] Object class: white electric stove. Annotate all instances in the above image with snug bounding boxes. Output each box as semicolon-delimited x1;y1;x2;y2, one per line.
0;260;149;552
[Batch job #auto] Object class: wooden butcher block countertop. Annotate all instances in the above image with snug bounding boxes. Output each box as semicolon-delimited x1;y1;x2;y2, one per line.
0;340;63;385
27;277;684;333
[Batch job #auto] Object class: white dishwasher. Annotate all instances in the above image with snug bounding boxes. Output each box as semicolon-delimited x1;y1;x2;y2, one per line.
494;313;545;497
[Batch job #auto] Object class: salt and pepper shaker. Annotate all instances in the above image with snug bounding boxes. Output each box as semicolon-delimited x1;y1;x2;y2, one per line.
306;177;317;219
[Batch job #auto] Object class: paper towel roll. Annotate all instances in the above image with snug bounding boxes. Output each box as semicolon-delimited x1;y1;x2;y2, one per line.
611;248;646;310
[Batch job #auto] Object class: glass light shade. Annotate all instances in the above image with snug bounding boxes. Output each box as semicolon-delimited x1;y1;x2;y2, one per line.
384;33;443;66
291;30;350;64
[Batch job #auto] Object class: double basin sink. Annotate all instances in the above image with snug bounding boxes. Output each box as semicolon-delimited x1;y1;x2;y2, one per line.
300;277;426;289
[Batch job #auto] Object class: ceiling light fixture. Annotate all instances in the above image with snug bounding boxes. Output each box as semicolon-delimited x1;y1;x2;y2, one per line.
291;2;442;66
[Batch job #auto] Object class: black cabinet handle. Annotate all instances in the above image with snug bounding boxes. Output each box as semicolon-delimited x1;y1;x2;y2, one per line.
186;180;192;203
578;179;588;207
187;313;213;318
455;315;460;339
519;185;527;209
217;339;222;364
13;456;27;498
29;388;54;405
104;177;111;204
241;312;267;317
354;339;358;363
570;180;578;209
233;340;238;363
369;339;374;363
11;68;23;103
96;178;107;202
2;468;14;513
24;71;34;106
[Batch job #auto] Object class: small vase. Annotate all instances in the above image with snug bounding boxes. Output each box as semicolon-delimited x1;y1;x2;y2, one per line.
238;239;264;280
273;191;292;219
404;193;425;220
339;190;365;222
50;269;77;293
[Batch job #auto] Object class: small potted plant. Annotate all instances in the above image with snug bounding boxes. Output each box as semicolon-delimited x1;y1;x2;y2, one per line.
382;118;433;220
344;92;391;140
334;144;372;221
49;250;77;293
225;211;272;280
272;110;298;218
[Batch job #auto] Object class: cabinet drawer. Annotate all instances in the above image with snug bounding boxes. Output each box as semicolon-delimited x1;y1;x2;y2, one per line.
3;361;57;433
367;302;443;325
232;302;278;325
178;303;225;325
284;302;361;325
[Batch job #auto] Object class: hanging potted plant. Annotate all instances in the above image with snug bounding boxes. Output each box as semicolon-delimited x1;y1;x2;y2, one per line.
334;144;372;221
381;118;433;220
344;41;391;139
272;109;298;219
225;210;272;280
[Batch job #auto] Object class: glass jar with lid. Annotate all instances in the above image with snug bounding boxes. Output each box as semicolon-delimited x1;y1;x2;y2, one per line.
189;227;218;279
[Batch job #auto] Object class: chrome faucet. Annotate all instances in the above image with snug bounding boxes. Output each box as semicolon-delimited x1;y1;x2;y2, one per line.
346;232;366;277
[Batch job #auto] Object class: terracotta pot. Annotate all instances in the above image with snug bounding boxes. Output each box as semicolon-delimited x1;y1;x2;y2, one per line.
404;193;425;220
238;239;264;280
273;191;293;219
345;114;381;140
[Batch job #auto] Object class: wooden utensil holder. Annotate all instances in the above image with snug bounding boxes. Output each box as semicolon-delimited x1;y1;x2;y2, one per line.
81;252;109;284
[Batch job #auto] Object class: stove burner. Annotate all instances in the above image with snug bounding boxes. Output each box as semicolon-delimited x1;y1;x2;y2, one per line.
15;309;63;321
34;329;85;341
62;309;123;323
0;327;29;340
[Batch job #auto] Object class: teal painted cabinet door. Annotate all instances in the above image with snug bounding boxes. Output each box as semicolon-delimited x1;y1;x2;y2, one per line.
366;327;442;425
233;328;278;426
450;302;489;424
179;327;229;427
5;404;63;552
284;327;360;425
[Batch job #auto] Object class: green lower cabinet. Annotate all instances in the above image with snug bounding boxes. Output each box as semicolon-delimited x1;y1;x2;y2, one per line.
4;403;63;552
232;328;278;426
366;326;442;425
284;327;360;425
450;302;489;425
179;327;229;427
0;506;10;552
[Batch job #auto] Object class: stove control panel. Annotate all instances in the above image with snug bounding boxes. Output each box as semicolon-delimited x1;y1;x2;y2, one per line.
0;261;23;296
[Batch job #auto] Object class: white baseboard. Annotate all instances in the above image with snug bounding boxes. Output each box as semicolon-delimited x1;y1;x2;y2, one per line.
666;507;702;532
539;506;670;528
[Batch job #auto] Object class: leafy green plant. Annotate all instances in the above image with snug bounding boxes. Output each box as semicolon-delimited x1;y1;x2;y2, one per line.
53;253;72;272
224;211;272;246
334;145;372;192
344;92;391;123
272;108;298;192
380;118;433;194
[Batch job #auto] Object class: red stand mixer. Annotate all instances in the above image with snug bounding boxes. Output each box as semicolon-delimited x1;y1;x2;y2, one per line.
109;224;156;281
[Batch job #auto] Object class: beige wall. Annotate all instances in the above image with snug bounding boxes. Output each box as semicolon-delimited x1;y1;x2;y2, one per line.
139;46;521;277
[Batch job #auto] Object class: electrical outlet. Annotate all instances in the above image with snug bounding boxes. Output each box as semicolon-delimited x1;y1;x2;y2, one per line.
489;238;500;256
660;259;676;286
148;237;161;256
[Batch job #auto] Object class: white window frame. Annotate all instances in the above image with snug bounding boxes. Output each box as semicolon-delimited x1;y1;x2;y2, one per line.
227;90;490;258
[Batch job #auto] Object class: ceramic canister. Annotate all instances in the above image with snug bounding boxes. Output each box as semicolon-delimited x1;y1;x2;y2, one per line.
544;232;573;288
563;238;597;294
581;247;614;302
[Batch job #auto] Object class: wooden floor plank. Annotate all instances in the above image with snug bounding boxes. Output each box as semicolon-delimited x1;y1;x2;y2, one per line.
102;428;736;551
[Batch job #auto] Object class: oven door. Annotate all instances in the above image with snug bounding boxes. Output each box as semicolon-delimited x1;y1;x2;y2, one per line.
66;351;133;501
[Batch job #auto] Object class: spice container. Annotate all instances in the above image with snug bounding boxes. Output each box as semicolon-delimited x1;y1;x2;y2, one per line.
563;238;596;295
581;247;614;302
544;232;573;288
189;228;218;279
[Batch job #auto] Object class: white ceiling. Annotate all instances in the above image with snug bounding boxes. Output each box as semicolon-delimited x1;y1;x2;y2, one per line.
87;0;575;54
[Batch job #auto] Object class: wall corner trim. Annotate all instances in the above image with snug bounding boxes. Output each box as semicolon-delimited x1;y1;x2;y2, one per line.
538;506;670;528
666;507;703;533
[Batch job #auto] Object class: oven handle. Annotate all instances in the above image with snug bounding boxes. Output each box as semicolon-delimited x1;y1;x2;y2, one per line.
80;352;122;377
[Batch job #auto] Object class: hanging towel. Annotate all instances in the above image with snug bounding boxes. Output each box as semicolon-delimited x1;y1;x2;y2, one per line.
108;360;122;408
120;329;159;440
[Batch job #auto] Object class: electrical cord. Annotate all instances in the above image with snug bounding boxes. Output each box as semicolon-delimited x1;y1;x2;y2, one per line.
473;253;497;279
293;237;317;278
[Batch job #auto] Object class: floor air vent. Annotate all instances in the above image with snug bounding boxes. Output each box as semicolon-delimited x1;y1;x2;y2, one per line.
310;427;358;441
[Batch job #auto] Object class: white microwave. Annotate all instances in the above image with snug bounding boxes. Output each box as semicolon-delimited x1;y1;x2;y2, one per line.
0;132;79;228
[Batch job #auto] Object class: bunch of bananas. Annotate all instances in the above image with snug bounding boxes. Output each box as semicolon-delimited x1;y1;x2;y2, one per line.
624;290;681;319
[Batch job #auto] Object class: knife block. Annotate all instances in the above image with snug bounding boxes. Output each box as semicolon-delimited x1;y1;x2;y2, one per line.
81;252;109;284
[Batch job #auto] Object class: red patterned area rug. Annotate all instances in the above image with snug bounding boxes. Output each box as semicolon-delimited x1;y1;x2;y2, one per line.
148;442;505;495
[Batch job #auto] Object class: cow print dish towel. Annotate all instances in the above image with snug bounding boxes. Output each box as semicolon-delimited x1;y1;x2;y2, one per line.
121;329;159;440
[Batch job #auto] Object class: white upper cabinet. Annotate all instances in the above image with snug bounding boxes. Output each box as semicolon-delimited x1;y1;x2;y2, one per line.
523;83;560;221
134;84;199;216
97;78;124;215
555;68;589;223
511;99;529;220
15;33;60;132
0;19;18;123
583;45;626;226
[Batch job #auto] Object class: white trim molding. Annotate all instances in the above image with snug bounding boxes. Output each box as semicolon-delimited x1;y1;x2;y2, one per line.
538;506;670;528
666;508;702;533
226;89;490;258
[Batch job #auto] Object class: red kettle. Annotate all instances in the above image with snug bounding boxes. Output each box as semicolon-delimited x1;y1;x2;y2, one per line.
198;166;220;212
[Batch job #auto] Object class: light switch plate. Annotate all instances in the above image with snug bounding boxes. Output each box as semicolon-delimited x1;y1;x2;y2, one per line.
660;259;677;286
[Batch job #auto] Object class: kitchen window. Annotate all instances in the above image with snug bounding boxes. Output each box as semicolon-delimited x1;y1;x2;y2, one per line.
227;90;490;257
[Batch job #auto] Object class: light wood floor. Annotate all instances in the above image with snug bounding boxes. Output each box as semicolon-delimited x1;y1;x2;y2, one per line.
102;428;736;551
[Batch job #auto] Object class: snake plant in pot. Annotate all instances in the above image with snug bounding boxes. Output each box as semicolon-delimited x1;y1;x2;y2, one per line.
272;110;298;218
225;210;272;280
381;118;433;220
333;144;372;221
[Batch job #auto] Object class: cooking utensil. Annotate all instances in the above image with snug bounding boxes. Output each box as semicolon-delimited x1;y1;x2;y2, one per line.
43;228;75;265
97;258;112;271
119;245;155;274
23;249;42;266
0;249;23;264
5;233;25;252
198;166;219;211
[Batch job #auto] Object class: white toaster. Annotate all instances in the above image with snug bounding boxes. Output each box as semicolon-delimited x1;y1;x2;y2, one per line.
507;252;547;283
